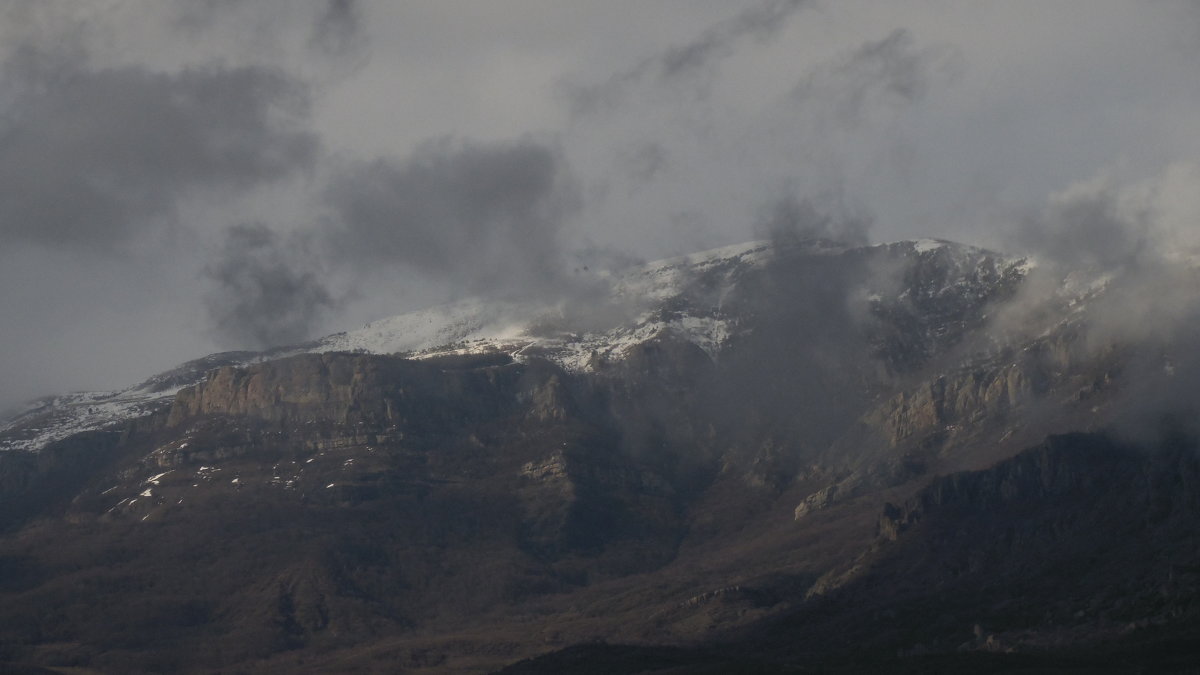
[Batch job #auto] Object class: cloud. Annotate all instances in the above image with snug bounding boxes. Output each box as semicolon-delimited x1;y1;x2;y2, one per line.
792;28;962;127
658;0;808;79
199;137;587;349
204;223;336;349
563;0;812;117
619;142;670;192
1012;172;1153;271
0;47;317;252
1;0;1199;414
755;194;872;247
170;0;243;32
309;0;364;58
987;164;1200;438
323;137;579;298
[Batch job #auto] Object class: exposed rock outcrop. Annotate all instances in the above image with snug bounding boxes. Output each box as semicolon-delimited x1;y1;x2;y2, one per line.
168;352;524;429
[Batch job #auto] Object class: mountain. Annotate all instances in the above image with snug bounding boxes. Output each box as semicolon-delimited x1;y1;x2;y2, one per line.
1;238;1198;674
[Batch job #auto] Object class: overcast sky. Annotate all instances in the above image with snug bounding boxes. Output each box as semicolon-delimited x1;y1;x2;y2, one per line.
2;0;1200;411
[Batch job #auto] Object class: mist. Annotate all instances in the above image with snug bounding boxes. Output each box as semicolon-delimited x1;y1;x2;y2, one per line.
204;223;335;349
983;162;1200;441
2;0;1200;413
321;138;579;299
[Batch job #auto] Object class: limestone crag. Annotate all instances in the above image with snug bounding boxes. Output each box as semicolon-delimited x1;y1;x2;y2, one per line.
878;432;1141;540
167;352;523;430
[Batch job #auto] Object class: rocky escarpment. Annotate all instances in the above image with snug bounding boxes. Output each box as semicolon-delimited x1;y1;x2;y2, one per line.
0;428;128;532
493;430;1200;674
867;328;1122;453
167;352;524;429
794;431;1200;662
9;237;1200;674
0;350;698;671
794;303;1129;521
161;352;682;560
863;240;1027;375
878;432;1148;540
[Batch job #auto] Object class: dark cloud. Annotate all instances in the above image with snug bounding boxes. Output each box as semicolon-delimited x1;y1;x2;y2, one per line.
166;1;369;82
170;0;244;32
793;28;961;126
756;195;872;247
564;0;811;116
323;138;579;298
0;0;1197;417
196;137;580;349
999;181;1158;345
204;223;336;349
1014;190;1148;270
659;0;807;79
0;48;317;252
990;171;1200;443
309;0;364;58
621;142;670;191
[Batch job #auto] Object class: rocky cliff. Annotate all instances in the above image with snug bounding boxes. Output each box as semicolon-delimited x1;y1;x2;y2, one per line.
791;431;1200;662
3;238;1198;674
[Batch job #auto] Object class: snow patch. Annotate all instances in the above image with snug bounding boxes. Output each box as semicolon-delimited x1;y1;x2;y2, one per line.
0;387;178;453
913;239;946;254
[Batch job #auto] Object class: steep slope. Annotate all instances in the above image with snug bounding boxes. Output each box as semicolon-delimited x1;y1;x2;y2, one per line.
3;236;1194;673
501;431;1200;674
774;431;1200;669
0;353;686;672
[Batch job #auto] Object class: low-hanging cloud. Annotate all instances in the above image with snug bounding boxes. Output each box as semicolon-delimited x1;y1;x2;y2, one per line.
204;223;336;349
657;0;809;80
792;28;962;128
1014;182;1150;271
195;137;584;351
323;138;580;298
988;165;1200;438
3;1;1200;415
0;48;317;253
756;194;873;247
563;0;812;117
172;0;367;61
309;0;364;58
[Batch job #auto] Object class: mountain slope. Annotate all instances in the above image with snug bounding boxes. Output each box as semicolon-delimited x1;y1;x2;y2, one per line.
2;237;1197;674
0;238;1025;456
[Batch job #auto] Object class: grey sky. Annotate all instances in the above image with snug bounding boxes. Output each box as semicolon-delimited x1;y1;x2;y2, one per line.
2;0;1200;411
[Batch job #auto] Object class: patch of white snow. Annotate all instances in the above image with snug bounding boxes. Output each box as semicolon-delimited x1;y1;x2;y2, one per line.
913;239;946;254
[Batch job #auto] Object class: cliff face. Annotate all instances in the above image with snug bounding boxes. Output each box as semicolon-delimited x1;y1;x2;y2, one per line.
867;326;1121;453
167;352;522;429
499;431;1200;675
159;352;680;559
0;350;699;671
879;432;1143;540
870;364;1034;448
798;432;1200;654
6;238;1200;673
0;429;127;532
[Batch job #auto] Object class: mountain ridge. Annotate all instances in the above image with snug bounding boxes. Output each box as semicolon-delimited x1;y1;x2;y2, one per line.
3;235;1197;674
0;237;1024;454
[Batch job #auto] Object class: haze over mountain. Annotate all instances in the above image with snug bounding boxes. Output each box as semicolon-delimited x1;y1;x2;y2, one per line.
4;2;1200;673
4;1;1200;413
3;235;1200;672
